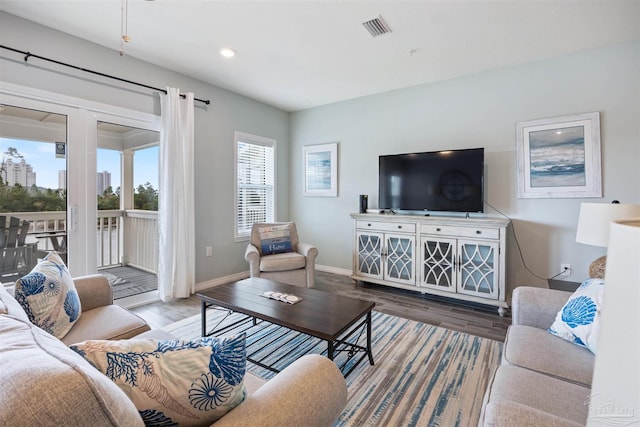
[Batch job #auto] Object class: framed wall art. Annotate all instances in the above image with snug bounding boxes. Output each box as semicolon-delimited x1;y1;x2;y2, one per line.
516;112;602;199
303;142;338;197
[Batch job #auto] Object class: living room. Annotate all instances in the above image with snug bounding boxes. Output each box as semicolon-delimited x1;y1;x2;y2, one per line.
1;2;639;426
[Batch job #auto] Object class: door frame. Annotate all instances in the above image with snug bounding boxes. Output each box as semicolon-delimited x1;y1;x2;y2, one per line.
0;82;160;277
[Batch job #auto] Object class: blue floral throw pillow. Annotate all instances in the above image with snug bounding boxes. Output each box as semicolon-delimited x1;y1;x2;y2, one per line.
548;278;604;354
14;251;81;339
70;334;247;426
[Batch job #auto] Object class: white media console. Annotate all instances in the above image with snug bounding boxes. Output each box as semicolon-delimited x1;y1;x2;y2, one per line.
350;213;511;316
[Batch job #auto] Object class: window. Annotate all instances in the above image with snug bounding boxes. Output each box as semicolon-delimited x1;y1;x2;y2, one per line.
234;132;275;240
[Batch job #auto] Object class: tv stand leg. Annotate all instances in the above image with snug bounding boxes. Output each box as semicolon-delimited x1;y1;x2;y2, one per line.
497;307;507;317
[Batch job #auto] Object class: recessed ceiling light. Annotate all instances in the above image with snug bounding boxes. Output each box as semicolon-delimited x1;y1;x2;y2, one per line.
220;48;236;58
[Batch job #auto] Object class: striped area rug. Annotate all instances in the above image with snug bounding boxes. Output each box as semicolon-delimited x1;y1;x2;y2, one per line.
162;310;502;427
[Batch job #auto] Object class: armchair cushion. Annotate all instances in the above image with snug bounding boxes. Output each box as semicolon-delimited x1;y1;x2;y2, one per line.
251;222;300;256
258;224;293;255
13;251;81;339
260;252;306;272
70;334;248;426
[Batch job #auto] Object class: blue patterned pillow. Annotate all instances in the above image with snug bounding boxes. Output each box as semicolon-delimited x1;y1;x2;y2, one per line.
259;224;293;255
548;278;604;354
70;334;247;426
14;251;81;339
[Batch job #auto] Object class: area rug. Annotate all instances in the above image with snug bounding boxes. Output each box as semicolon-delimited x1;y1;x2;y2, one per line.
162;310;502;427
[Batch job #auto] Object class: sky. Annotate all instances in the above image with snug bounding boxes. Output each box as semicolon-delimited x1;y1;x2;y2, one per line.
0;137;158;191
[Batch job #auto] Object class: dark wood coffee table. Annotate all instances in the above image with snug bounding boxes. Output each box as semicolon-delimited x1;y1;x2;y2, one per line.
197;277;375;377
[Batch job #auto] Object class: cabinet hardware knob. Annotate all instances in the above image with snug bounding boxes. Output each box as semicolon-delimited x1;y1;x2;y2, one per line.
436;228;441;231
476;230;482;234
367;223;371;226
398;225;402;229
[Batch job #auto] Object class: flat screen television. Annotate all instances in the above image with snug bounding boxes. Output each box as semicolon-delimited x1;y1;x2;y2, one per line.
378;148;484;213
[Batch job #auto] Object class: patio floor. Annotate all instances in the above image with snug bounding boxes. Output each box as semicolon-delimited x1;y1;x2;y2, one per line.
101;265;157;300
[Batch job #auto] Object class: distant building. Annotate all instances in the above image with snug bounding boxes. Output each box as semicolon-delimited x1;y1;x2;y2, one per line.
2;159;36;187
97;170;111;195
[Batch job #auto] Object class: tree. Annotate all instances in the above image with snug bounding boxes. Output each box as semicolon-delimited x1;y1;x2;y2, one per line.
97;186;120;210
134;182;158;210
0;147;24;186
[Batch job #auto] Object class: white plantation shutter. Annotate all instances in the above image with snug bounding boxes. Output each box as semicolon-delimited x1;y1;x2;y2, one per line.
235;132;276;239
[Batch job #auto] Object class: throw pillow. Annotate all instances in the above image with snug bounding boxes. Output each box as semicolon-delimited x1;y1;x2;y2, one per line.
548;278;604;354
70;334;247;426
258;224;293;255
14;251;81;339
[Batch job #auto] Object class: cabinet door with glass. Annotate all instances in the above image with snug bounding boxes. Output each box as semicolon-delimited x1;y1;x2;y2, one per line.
356;231;384;280
457;239;499;299
420;236;457;293
384;233;415;285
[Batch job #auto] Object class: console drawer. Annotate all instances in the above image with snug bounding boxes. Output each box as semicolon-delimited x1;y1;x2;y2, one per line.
420;224;500;239
356;221;416;233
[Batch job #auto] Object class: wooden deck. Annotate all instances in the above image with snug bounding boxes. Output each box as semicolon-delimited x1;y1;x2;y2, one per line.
101;266;157;300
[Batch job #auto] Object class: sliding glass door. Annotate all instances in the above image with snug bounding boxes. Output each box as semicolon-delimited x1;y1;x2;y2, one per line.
0;88;160;287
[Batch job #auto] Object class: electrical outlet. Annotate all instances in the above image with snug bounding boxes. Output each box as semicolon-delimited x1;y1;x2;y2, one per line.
560;263;571;278
205;246;213;257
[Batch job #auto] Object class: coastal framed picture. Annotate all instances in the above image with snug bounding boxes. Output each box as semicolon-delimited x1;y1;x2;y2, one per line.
303;142;338;197
516;112;602;198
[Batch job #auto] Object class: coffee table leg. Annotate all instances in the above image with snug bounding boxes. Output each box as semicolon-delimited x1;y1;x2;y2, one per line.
327;340;334;361
201;300;207;337
366;311;374;365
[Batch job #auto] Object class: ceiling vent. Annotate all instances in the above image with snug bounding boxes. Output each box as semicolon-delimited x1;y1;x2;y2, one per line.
362;15;392;37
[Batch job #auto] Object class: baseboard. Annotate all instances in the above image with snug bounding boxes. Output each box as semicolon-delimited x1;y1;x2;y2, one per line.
195;271;250;292
194;266;349;293
316;264;352;276
116;291;159;309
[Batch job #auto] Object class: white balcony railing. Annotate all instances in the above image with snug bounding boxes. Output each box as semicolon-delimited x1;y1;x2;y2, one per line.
6;210;157;273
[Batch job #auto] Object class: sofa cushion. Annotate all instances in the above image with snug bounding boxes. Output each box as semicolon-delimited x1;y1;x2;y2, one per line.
548;278;604;353
0;311;143;426
481;365;590;426
61;304;150;345
14;251;81;339
258;224;293;255
71;335;247;426
503;325;594;387
260;251;306;272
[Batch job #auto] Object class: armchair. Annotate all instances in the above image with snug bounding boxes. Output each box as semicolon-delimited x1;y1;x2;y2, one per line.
245;222;318;288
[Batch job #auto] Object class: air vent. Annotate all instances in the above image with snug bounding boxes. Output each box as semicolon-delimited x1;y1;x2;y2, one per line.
362;15;392;37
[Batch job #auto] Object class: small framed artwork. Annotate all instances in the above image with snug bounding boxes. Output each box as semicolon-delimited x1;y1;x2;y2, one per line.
303;142;338;197
516;112;602;198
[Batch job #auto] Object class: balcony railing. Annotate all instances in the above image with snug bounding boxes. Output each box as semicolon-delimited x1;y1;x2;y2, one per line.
6;210;158;273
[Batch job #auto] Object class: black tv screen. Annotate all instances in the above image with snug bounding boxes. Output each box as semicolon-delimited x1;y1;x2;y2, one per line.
378;148;484;213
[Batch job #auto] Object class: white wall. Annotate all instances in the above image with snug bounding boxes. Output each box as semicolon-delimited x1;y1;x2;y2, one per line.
0;12;290;284
289;41;640;294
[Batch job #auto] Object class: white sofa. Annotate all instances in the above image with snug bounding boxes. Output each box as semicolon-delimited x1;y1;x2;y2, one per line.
480;286;595;426
0;276;347;426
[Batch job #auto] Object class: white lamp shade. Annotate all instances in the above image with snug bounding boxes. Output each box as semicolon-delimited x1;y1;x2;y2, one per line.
587;219;640;425
576;203;640;247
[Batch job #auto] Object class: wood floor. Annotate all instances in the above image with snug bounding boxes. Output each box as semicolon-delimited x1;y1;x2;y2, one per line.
130;270;512;342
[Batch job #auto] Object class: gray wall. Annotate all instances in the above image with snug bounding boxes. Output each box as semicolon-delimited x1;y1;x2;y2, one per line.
0;12;290;284
289;40;640;293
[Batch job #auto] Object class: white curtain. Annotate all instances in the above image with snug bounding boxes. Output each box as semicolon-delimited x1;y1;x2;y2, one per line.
158;87;195;301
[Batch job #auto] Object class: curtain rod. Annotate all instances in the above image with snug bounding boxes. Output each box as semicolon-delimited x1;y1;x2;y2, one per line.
0;45;211;105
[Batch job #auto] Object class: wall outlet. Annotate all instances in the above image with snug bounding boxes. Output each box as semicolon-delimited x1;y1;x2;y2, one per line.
559;263;571;278
205;246;213;257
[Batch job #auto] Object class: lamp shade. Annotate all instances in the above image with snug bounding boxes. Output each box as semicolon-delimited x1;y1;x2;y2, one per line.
587;219;640;425
575;203;640;247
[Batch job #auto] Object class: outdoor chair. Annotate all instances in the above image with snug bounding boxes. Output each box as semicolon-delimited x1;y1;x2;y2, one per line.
0;216;34;281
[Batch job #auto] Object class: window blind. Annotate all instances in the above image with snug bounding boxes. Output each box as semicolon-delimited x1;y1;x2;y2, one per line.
235;133;275;239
